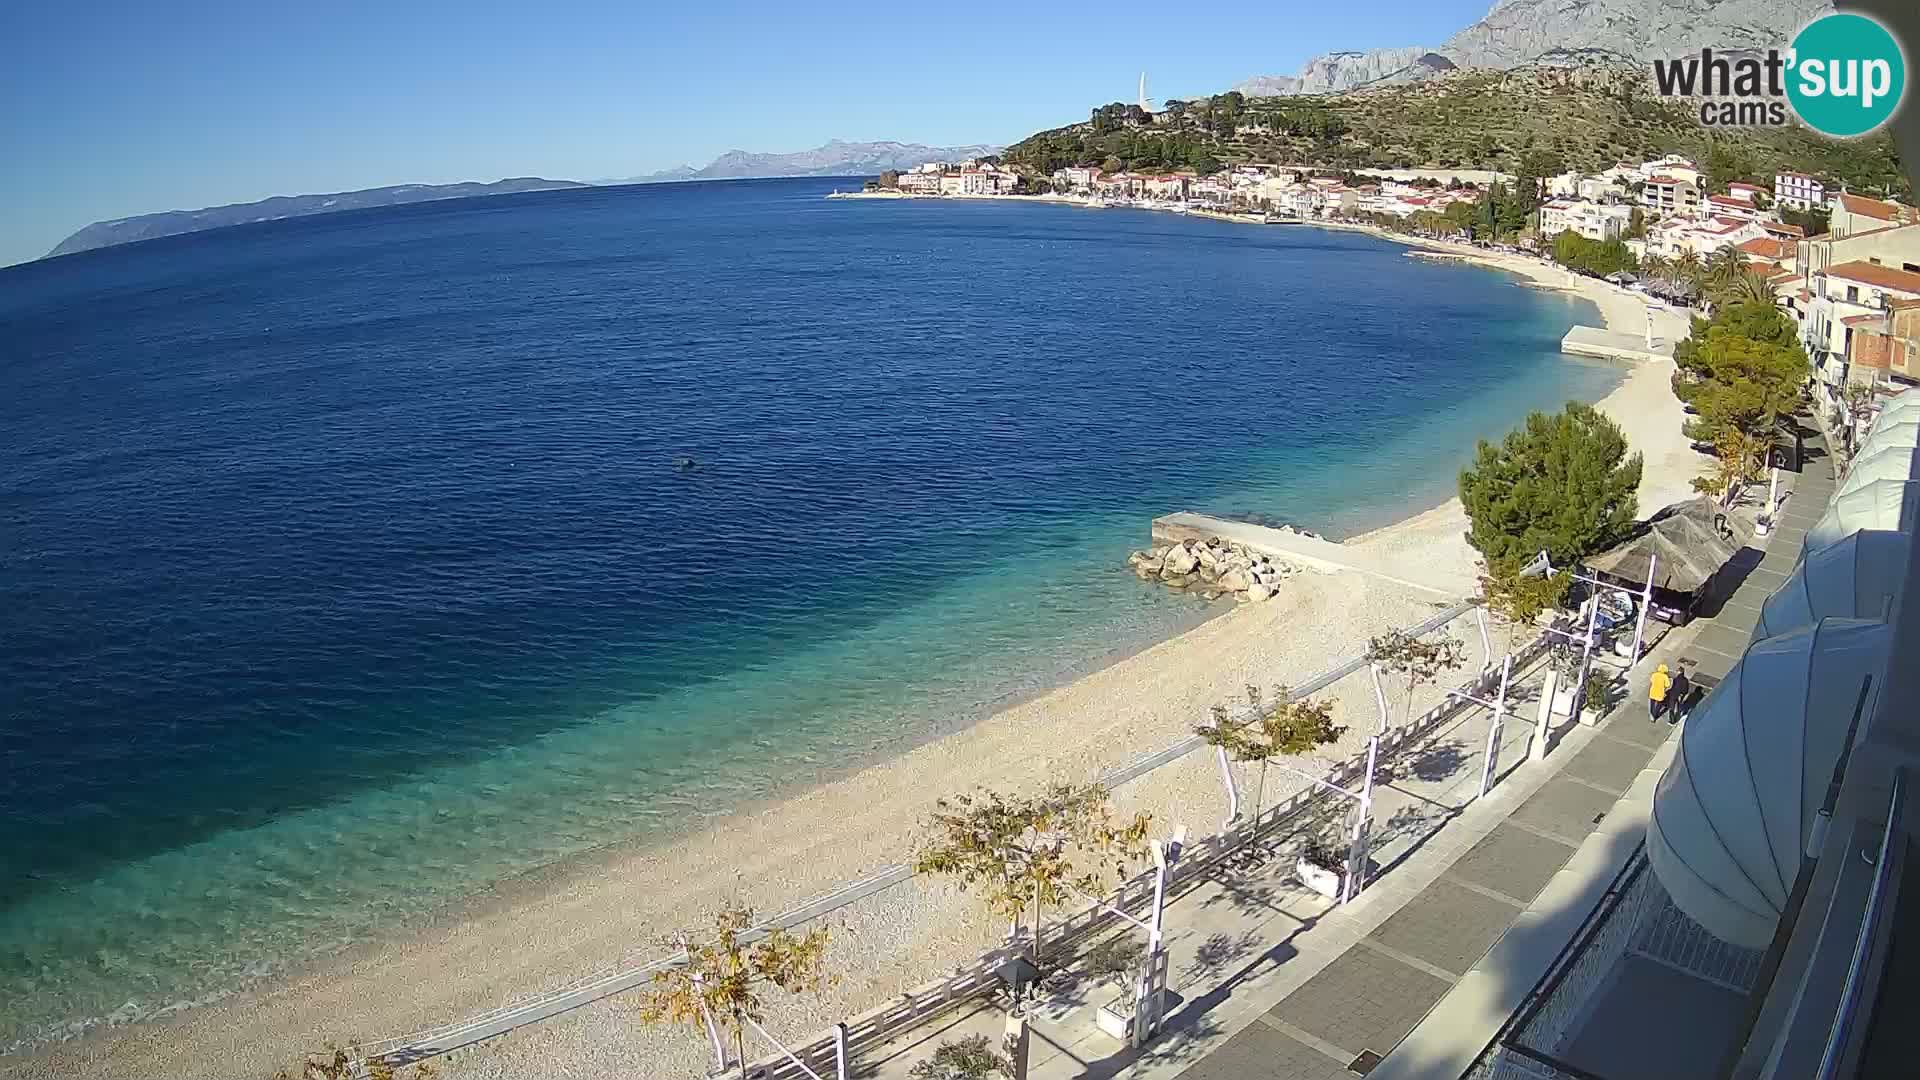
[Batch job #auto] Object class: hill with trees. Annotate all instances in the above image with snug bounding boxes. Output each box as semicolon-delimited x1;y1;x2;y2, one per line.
1003;67;1906;199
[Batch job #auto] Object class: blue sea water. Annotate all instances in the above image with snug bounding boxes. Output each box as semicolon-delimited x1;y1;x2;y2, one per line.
0;178;1620;1045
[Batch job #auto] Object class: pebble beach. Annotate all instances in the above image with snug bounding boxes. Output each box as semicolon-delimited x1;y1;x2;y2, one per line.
5;216;1701;1080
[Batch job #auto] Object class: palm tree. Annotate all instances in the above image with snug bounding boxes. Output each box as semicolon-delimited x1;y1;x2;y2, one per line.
1640;253;1669;282
1672;250;1704;288
1726;268;1778;307
1705;245;1747;286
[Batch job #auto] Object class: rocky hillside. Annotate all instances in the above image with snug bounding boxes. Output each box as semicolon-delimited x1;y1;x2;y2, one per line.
1237;0;1832;96
1236;47;1431;97
1438;0;1830;71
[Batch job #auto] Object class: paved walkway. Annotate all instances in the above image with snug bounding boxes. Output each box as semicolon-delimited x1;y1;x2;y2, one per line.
854;647;1663;1080
854;436;1833;1080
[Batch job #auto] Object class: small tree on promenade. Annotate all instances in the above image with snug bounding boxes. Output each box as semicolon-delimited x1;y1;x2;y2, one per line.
1367;631;1468;727
1459;402;1643;569
1692;428;1768;507
1195;684;1344;827
914;783;1151;960
910;1034;1013;1079
639;904;832;1075
1479;562;1571;653
280;1047;435;1080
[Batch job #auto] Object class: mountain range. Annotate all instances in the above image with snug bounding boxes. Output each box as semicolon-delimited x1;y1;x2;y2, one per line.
46;178;588;259
610;139;1003;184
1235;0;1833;97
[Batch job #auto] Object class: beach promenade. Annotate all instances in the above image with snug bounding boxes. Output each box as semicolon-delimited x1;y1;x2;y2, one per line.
846;432;1829;1080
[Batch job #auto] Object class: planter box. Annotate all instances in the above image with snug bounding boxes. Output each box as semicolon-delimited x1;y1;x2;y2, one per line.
1294;857;1347;900
1095;989;1167;1041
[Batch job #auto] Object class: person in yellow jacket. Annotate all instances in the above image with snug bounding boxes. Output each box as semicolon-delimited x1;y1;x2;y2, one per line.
1648;663;1673;721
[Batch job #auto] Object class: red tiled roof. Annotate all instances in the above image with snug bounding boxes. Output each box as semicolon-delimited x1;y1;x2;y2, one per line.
1738;238;1793;260
1825;260;1920;293
1766;222;1808;238
1837;192;1918;222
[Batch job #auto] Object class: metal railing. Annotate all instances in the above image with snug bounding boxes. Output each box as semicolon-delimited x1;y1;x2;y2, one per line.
361;600;1488;1069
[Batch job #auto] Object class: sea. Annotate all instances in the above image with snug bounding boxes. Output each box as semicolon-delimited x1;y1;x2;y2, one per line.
0;177;1622;1048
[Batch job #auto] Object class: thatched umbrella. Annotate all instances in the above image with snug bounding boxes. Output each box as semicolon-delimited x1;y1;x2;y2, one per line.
1586;497;1755;594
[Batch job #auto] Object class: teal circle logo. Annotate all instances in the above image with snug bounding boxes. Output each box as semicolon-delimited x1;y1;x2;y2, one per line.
1787;13;1906;138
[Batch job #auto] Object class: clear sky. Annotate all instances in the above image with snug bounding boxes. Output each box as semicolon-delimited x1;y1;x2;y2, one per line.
0;0;1491;267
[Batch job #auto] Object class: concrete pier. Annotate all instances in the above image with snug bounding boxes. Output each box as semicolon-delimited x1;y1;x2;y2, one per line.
1150;512;1467;596
1561;325;1664;363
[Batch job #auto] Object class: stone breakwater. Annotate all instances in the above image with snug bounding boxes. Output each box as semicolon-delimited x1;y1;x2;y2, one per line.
1126;536;1302;602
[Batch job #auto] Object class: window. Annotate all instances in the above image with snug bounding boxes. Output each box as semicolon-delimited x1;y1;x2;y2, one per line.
1848;285;1861;303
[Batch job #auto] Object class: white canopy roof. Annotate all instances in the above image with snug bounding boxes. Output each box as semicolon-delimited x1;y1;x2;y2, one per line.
1861;417;1920;455
1756;530;1912;641
1856;415;1920;458
1871;392;1920;431
1835;444;1920;502
1803;479;1920;558
1648;618;1891;947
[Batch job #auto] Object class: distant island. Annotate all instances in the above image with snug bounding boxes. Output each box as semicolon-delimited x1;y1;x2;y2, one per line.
45;177;589;259
609;139;1003;184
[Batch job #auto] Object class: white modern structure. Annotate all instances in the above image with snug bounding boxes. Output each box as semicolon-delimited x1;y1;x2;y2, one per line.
1837;443;1920;500
1647;618;1893;947
1804;479;1920;554
1756;531;1913;641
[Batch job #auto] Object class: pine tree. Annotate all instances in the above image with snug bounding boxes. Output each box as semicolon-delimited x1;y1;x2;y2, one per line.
1459;403;1644;570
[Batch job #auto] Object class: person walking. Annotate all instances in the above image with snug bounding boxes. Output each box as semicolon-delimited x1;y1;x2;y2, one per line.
1649;663;1673;721
1668;666;1693;726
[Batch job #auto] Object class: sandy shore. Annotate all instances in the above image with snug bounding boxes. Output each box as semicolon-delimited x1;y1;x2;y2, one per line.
8;214;1702;1080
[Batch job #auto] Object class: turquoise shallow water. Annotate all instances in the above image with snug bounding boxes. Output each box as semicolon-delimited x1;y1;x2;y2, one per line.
0;178;1619;1045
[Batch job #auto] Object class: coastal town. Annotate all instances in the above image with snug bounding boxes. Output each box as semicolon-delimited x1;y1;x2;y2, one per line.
865;151;1920;460
21;0;1920;1075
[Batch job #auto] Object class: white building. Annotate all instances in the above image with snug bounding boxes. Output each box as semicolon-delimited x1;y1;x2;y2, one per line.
1774;171;1827;210
1801;260;1920;423
1539;198;1634;242
1648;216;1768;258
1641;155;1702;187
1641;174;1702;219
1703;194;1766;223
1050;166;1101;192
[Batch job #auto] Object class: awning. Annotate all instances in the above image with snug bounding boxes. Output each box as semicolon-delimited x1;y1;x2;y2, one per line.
1862;416;1920;452
1836;444;1920;502
1648;618;1892;947
1858;413;1920;457
1755;530;1912;641
1586;497;1754;593
1873;391;1920;430
1804;480;1920;557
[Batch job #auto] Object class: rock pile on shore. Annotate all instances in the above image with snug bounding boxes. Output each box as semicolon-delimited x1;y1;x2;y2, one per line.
1127;537;1301;602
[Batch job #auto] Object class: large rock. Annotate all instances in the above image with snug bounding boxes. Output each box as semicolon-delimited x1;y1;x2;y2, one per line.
1162;545;1200;575
1247;583;1273;602
1163;574;1194;589
1215;568;1251;592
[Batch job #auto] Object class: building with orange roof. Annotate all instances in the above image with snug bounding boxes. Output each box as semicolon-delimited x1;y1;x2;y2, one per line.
1804;258;1920;425
1830;192;1920;238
